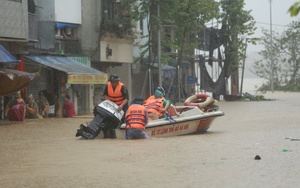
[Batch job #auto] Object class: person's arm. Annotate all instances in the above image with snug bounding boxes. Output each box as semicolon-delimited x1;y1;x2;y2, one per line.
144;108;149;125
29;103;39;115
42;101;49;116
164;100;171;110
45;105;49;112
118;99;128;111
20;98;26;118
32;104;38;115
26;105;35;115
160;99;171;113
4;98;14;117
103;85;109;100
118;85;129;111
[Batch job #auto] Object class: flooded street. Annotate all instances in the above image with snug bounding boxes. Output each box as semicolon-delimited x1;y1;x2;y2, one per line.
1;92;300;188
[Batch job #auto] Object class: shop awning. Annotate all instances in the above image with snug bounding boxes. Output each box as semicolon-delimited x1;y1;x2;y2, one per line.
0;69;39;96
24;55;108;84
0;44;19;64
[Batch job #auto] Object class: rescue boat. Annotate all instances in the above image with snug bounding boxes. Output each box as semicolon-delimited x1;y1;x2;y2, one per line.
114;95;224;139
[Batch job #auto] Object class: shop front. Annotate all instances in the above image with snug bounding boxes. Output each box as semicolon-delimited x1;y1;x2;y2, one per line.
24;55;108;116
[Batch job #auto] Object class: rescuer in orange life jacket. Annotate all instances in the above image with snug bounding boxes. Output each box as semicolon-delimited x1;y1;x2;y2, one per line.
103;74;129;121
125;97;149;139
144;86;171;120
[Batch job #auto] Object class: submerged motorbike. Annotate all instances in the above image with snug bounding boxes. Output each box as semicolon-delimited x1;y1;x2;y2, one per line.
75;100;124;139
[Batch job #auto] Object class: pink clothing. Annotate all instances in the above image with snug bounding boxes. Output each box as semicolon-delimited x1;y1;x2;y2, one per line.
8;103;25;121
63;100;76;118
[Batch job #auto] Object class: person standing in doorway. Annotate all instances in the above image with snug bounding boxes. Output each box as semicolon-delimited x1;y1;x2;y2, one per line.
36;91;49;118
53;93;62;117
63;94;76;118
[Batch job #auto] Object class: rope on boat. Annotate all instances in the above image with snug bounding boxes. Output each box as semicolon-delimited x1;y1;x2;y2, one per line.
165;113;176;123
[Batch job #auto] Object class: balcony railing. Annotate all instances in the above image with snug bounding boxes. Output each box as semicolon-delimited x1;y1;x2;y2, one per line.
55;38;81;55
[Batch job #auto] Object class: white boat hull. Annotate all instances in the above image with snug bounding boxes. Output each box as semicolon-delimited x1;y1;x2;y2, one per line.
115;106;224;139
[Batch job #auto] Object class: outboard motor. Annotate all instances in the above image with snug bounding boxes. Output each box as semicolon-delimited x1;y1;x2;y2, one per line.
76;100;124;139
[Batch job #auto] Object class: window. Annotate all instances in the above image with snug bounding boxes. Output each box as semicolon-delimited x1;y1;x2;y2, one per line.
102;0;118;20
28;0;36;14
100;0;134;38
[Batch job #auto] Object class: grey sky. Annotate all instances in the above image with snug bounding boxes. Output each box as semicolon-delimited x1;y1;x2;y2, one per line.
242;0;299;79
244;0;299;54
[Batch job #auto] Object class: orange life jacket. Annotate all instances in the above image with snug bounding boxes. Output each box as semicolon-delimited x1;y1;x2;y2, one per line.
144;98;164;117
107;82;125;105
145;95;165;102
125;104;147;130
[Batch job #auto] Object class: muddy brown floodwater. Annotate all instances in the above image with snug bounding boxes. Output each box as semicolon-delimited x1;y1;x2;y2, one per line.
1;92;300;188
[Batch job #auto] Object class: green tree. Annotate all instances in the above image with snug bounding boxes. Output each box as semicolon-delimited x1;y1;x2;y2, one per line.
136;0;255;99
137;0;218;61
252;29;281;90
100;0;140;38
164;0;219;99
253;21;300;91
219;0;256;95
136;0;218;99
289;2;300;16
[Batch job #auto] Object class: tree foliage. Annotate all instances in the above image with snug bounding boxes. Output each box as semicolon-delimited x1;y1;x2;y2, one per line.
135;0;218;64
100;0;140;38
253;21;300;91
134;0;256;99
289;2;300;16
134;0;219;99
219;0;256;76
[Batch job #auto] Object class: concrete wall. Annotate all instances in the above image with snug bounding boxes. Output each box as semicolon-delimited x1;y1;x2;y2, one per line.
0;0;28;40
80;0;101;61
39;0;55;21
100;37;133;64
54;0;81;24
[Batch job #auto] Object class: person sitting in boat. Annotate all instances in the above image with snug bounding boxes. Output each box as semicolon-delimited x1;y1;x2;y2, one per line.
145;86;166;101
125;97;149;139
144;86;171;120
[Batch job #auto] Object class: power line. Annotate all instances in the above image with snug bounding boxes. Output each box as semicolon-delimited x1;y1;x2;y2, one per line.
256;21;292;28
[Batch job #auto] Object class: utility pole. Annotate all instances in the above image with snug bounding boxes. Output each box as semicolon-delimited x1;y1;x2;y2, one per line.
269;0;274;92
240;39;248;95
157;3;162;87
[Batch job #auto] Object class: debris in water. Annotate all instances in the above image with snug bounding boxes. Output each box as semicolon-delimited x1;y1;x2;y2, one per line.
254;155;261;160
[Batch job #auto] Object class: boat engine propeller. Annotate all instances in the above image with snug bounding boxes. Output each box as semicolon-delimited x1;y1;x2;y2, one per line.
75;100;124;139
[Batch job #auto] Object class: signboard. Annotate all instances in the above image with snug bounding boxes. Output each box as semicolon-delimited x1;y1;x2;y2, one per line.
187;76;197;84
68;74;108;84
